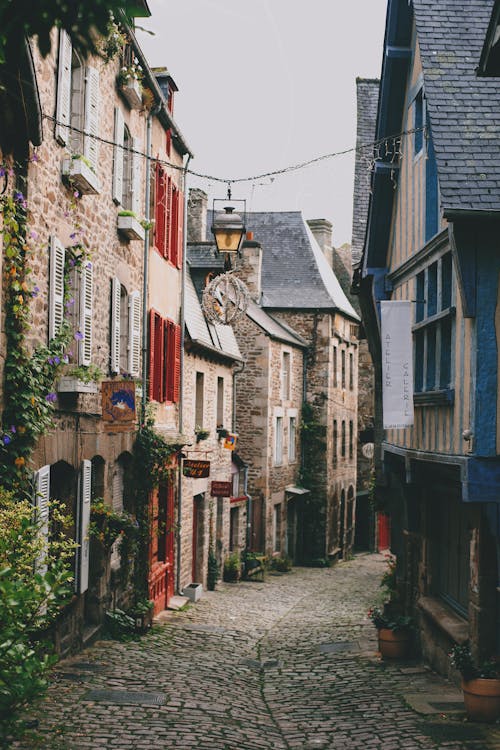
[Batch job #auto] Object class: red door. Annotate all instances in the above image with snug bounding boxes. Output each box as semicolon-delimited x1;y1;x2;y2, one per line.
378;512;391;551
148;480;175;615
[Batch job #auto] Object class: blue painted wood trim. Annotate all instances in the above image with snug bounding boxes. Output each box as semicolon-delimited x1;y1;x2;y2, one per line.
425;122;439;242
449;222;476;318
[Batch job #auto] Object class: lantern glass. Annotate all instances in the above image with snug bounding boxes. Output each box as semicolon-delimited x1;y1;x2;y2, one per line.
212;206;245;253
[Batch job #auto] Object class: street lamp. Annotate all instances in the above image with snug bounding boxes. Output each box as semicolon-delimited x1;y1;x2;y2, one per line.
211;191;246;254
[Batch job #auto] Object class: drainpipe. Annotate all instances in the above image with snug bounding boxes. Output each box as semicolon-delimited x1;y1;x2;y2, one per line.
176;152;191;595
141;106;159;425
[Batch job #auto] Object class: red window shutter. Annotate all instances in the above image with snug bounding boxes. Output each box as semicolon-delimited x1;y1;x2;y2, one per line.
165;176;173;262
154;163;166;256
148;309;155;400
166;129;171;158
173;323;181;403
176;190;184;269
164;320;175;402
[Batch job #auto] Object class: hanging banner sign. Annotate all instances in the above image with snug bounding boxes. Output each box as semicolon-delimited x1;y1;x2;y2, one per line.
183;459;211;478
102;381;136;432
381;300;414;429
223;433;238;451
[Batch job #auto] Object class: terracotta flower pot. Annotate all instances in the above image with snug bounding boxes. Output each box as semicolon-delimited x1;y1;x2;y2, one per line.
377;627;411;659
462;678;500;722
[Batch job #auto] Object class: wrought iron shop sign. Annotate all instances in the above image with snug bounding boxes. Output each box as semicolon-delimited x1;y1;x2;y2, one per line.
380;300;414;429
102;381;136;431
183;459;211;478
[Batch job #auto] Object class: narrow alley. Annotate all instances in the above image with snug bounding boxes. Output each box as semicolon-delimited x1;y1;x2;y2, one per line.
12;554;500;750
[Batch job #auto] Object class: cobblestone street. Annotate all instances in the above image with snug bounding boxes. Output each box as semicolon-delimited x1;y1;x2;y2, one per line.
13;554;500;749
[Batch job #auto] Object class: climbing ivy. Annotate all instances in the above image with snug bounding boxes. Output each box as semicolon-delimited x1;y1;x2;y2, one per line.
299;398;328;561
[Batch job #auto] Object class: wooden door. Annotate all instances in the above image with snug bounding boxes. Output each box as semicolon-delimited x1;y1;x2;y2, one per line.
148;480;175;615
378;512;391;551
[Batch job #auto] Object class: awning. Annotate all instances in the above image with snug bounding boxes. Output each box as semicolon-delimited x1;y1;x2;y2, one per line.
285;486;310;496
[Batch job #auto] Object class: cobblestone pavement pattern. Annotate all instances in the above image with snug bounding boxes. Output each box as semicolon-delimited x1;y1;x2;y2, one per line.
12;553;500;749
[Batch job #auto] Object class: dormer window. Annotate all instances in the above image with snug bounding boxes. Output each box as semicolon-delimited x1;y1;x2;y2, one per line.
414;88;424;157
479;2;500;76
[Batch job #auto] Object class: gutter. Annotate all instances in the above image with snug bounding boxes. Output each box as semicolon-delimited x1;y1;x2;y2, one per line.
176;152;191;596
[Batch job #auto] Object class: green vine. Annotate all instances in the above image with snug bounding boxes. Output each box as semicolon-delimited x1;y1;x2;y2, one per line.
299;399;327;561
0;175;91;499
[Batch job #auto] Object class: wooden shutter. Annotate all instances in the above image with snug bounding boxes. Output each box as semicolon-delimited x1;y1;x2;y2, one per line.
131;137;142;217
176;190;184;269
173;323;181;403
34;465;50;578
155;315;165;402
128;291;141;377
154;163;166;255
110;277;121;374
55;30;72;145
112;107;124;204
170;185;178;267
49;236;65;340
83;66;99;173
165;175;173;261
79;262;93;366
76;460;91;594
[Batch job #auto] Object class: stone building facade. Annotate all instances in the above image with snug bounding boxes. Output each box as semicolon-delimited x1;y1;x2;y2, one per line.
2;13;191;652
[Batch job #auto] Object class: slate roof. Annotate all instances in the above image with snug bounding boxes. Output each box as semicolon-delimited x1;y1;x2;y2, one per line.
184;270;242;361
413;0;500;216
244;302;308;349
243;211;359;320
351;79;379;266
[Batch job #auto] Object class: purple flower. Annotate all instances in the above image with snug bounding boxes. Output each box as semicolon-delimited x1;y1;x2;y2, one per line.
68;258;75;268
0;167;5;178
14;191;24;203
74;331;84;341
86;261;92;269
45;392;57;403
53;356;61;365
32;286;40;298
3;436;11;445
73;190;80;199
63;354;69;364
47;357;54;366
10;425;16;433
29;230;38;240
31;152;40;163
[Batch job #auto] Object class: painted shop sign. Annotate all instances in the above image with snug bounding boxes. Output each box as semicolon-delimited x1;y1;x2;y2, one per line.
380;301;414;429
223;433;238;450
102;381;136;431
183;459;211;478
210;481;233;497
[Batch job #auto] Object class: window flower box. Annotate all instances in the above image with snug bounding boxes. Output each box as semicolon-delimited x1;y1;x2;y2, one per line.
119;78;142;109
117;213;145;241
62;156;100;195
57;376;98;394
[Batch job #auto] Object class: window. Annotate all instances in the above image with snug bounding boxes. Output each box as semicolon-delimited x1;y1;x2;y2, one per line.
333;345;338;388
148;310;181;403
414;88;424;156
112;111;142;214
153;164;183;268
275;416;283;465
413;253;454;395
333;420;338;465
341;420;346;458
349;352;354;391
282;352;291;400
110;279;141;376
273;504;282;553
195;372;204;428
56;30;99;174
349;420;354;459
341;349;346;389
435;490;471;616
216;377;224;428
289;416;296;462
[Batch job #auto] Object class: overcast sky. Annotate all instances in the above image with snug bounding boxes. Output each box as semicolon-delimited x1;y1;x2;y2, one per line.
137;0;387;247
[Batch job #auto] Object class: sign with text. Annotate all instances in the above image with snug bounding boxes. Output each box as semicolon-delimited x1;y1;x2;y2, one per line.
102;381;136;432
183;459;210;479
210;481;233;497
223;433;238;451
381;300;414;429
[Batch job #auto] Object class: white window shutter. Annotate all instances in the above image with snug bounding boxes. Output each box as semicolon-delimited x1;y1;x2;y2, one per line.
131;137;142;217
76;460;91;594
128;291;141;377
55;30;72;145
110;277;121;374
79;262;93;366
83;66;99;172
112;107;125;204
49;237;65;340
34;465;50;578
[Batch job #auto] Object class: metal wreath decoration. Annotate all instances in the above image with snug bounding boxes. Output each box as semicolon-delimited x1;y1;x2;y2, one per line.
201;272;250;325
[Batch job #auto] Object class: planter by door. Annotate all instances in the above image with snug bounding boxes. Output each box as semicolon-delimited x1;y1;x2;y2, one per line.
377;627;411;659
462;678;500;722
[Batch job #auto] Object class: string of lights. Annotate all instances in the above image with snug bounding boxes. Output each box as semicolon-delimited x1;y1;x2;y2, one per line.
40;112;425;188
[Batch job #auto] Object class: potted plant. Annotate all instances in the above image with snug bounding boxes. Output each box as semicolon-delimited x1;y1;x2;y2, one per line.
117;210;145;241
450;643;500;722
207;545;219;591
128;599;154;633
117;63;143;109
62;153;100;194
195;426;210;442
223;553;241;583
368;605;413;659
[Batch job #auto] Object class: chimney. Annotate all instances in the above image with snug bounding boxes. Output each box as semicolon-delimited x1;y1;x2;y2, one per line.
307;219;333;267
187;188;208;242
235;232;262;303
